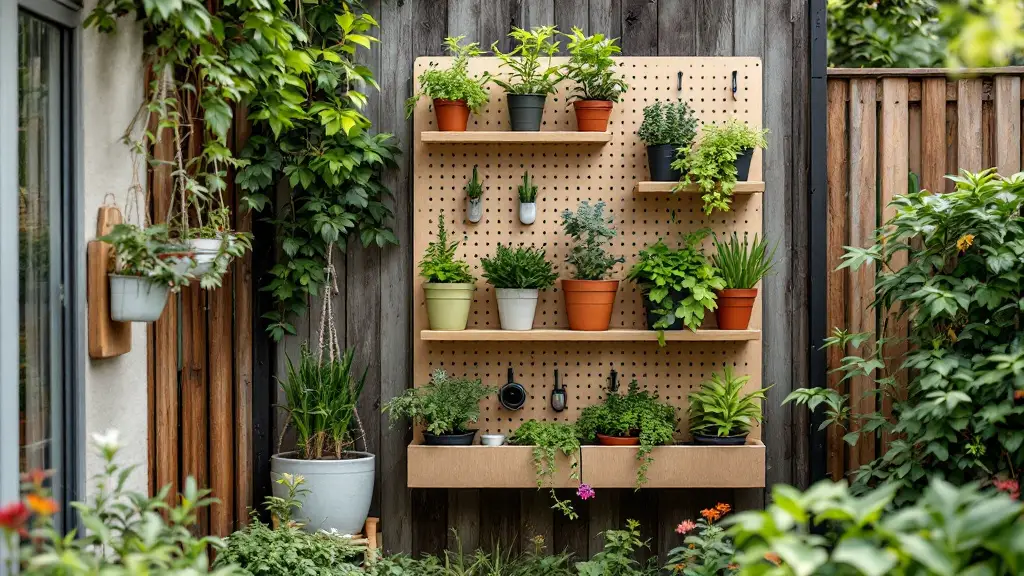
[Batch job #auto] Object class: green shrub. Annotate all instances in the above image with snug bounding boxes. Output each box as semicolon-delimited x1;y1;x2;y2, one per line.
561;201;625;280
673;120;768;215
382;369;496;436
576;519;658;576
711;232;776;290
509;420;583;519
481;244;557;290
419;213;475;284
828;0;944;68
562;27;629;103
688;367;770;438
491;26;562;96
216;519;363;576
407;36;491;114
637;101;699;148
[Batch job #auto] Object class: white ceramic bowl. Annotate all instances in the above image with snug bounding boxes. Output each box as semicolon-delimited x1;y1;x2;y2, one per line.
480;434;506;446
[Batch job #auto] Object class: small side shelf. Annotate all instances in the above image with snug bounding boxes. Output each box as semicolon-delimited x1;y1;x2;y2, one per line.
420;329;761;342
633;181;766;194
421;131;612;144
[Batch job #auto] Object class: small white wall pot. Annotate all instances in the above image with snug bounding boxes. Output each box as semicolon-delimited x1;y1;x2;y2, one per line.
109;275;170;322
495;288;539;330
480;434;506;446
467;197;483;223
271;451;375;534
519;202;537;225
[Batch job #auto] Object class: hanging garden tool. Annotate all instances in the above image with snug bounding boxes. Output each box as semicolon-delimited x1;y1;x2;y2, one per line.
499;365;527;411
550;369;567;412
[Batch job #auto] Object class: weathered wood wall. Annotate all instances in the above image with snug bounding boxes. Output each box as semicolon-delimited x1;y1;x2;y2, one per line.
272;0;811;561
824;68;1024;481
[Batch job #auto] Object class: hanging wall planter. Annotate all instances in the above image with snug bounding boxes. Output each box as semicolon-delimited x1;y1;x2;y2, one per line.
465;165;484;224
188;237;222;275
519;202;536;225
109;275;170;322
517;170;538;225
507;94;546;131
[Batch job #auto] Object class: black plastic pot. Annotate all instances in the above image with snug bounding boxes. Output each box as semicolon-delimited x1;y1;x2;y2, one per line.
507;94;546;131
693;433;748;446
735;147;754;181
423;430;477;446
642;288;689;330
646;144;682;182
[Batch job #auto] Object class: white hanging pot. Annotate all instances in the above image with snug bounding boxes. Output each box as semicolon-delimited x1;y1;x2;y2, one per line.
468;197;483;223
519;202;537;225
158;252;196;276
109;275;170;322
188;238;222;275
495;288;539;330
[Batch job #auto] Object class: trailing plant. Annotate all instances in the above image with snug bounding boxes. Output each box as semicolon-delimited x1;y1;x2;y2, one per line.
264;473;310;528
711;232;777;289
481;244;557;290
419;213;475;284
637;100;699;148
518;171;539;203
216;517;363;576
278;344;366;459
673;120;769;215
509;420;583;519
465;165;484;200
576;519;658;576
688;366;769;438
101;222;189;289
576;379;676;488
665;503;736;576
382;369;496;436
626;231;725;342
406;36;491;114
561;200;625;280
562;27;629;103
491;26;562;96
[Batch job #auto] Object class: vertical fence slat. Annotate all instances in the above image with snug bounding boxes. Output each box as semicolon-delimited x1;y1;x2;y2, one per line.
921;78;947;193
447;489;481;553
233;106;254;527
995;76;1022;174
825;78;848;481
957;79;983;172
519;489;554;553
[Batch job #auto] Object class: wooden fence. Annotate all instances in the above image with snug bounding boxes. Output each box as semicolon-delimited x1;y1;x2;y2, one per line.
824;67;1024;480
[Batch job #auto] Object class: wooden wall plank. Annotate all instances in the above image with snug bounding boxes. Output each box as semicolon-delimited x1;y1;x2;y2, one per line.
587;490;620;555
620;489;658;565
656;0;695;56
589;0;621;38
921;78;947;193
957;79;983;171
181;283;209;534
519;0;554;28
412;488;447;557
946;99;959;192
656;491;695;564
553;488;588;558
983;100;995;170
447;489;481;553
554;0;588;35
621;0;658;56
480;489;520;553
696;0;734;56
825;79;848;481
479;0;516;52
447;0;480;42
233;106;254;528
519;489;554;554
733;0;765;57
994;76;1021;173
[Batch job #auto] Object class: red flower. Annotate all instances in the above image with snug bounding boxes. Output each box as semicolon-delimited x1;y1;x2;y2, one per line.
0;501;30;534
675;520;697;535
994;478;1020;500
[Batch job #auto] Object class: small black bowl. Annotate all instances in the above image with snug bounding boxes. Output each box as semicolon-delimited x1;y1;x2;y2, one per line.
423;430;478;446
693;433;748;446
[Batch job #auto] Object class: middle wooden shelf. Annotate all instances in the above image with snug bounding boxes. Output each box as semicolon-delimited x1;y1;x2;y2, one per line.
420;328;761;342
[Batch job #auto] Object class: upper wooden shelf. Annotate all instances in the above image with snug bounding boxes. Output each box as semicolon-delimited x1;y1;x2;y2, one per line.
420;131;612;144
633;181;766;194
420;329;760;342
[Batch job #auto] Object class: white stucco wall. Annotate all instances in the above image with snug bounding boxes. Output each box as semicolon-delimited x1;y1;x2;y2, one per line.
80;2;148;494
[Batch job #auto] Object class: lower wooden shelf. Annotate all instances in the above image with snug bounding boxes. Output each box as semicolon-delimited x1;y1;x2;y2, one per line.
420;329;761;342
407;441;765;489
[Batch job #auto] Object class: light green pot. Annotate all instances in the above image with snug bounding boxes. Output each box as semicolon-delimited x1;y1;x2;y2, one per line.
424;283;475;330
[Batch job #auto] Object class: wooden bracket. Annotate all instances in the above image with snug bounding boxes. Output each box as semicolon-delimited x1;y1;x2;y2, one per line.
87;206;132;359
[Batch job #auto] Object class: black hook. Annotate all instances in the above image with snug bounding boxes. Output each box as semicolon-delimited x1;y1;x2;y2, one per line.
731;71;738;100
677;71;683;92
609;369;619;393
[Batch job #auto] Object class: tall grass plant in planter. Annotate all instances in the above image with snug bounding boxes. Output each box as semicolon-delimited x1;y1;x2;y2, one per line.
101;223;188;322
407;36;490;131
481;244;557;330
383;369;496;445
561;201;625;330
491;26;563;131
271;345;373;535
711;232;776;330
673;119;768;215
518;170;539;224
562;27;629;132
687;366;769;445
465;165;484;223
420;213;476;330
638;101;699;182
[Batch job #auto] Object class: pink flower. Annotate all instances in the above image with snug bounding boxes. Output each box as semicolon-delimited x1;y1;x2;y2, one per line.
675;520;697;535
577;483;595;500
994;478;1020;500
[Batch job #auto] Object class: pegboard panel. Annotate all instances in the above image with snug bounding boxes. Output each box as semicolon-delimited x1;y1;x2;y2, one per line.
413;57;764;441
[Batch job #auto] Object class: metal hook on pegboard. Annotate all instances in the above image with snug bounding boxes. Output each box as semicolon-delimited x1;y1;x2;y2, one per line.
731;70;738;100
677;71;683;92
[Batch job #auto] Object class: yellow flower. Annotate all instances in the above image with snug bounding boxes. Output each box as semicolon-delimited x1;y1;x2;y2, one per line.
947;327;958;343
957;233;975;253
26;493;59;516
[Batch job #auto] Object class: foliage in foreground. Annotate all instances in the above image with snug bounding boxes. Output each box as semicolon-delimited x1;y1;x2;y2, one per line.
216;517;363;576
576;519;658;576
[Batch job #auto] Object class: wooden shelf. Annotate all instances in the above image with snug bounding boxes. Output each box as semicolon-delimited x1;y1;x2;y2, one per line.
407;442;766;488
633;181;766;194
420;131;612;144
420;328;760;342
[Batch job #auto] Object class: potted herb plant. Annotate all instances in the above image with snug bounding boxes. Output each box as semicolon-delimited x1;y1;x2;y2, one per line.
481;243;558;330
561;201;625;330
491;26;562;131
420;213;476;331
406;36;491;131
711;232;776;330
271;345;373;535
518;170;539;224
465;165;484;223
626;231;725;344
576;379;676;487
562;27;629;132
383;369;496;445
688;366;770;446
509;419;583;519
637;100;699;182
101;223;185;322
673;119;769;214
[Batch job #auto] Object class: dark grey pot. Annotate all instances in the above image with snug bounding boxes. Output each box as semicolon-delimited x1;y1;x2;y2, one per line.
642;288;689;331
646;144;682;181
507;94;546;131
693;433;748;446
735;147;754;180
423;430;477;445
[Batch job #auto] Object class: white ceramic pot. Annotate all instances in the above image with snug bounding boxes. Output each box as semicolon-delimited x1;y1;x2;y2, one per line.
188;238;222;274
468;197;483;223
519;202;536;225
271;451;375;534
480;434;506;446
495;288;539;331
109;275;170;322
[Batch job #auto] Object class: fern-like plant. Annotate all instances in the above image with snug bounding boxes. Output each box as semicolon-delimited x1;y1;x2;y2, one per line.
382;369;496;436
673;119;768;215
561;200;625;280
419;213;474;284
518;171;539;203
406;36;491;116
481;244;557;289
509;420;582;519
687;366;770;438
711;232;777;289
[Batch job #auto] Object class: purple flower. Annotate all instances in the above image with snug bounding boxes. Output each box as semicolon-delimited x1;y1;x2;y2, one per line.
577;483;595;500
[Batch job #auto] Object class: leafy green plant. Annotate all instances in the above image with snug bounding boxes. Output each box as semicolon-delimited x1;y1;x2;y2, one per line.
101;222;189;289
688;366;769;438
407;36;491;115
711;232;777;289
279;345;366;459
638;101;699;148
562;200;625;280
665;503;736;576
420;213;475;284
518;171;539;203
382;369;496;436
562;27;629;103
576;519;658;576
465;165;484;200
576;380;676;487
674;120;769;215
828;0;945;67
626;231;725;341
481;244;557;290
216;517;363;576
264;473;310;527
509;420;583;519
491;26;562;96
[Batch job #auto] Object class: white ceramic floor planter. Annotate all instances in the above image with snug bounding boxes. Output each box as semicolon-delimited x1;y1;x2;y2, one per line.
271;451;375;534
519;202;536;225
109;275;170;322
496;288;539;330
467;197;483;223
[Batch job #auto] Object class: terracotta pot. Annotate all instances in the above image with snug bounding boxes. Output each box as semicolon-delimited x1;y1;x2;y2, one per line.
597;433;640;446
562;279;619;331
573;100;613;132
433;98;470;131
715;288;758;330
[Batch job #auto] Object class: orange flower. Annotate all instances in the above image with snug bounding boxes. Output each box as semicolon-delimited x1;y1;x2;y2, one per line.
700;508;721;522
728;563;738;570
26;494;58;516
956;233;974;253
714;502;732;515
765;552;782;566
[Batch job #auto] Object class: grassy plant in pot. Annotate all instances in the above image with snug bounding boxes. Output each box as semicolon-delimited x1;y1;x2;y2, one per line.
271;345;372;535
491;26;562;131
509;420;584;519
562;27;629;132
561;201;625;331
576;379;675;487
101;223;186;322
383;369;496;445
481;244;557;330
711;232;776;330
626;230;725;345
518;170;539;224
673;119;769;215
638;101;699;182
688;366;770;446
465;165;484;223
406;36;490;131
420;213;476;330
